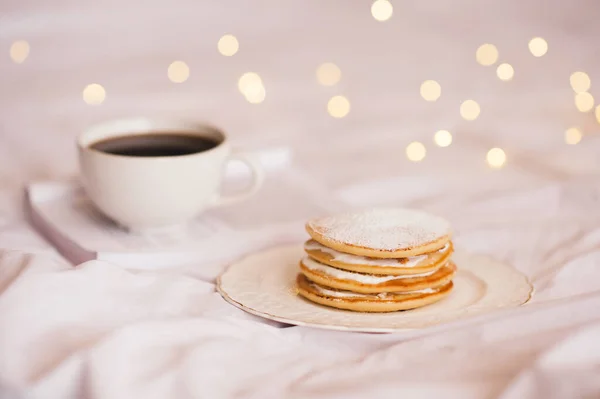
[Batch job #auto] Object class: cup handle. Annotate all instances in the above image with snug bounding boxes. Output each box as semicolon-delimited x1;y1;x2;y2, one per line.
213;153;265;207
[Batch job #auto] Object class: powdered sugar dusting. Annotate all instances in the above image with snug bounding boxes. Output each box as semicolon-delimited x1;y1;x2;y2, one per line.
307;208;450;251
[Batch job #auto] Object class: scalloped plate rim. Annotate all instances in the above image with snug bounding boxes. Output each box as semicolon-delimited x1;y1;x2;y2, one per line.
217;244;533;333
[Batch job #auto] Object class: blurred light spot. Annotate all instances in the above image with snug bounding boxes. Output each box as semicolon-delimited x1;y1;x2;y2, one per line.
528;37;548;57
238;72;265;103
476;44;498;66
82;84;106;105
168;61;190;83
244;83;266;104
238;72;262;93
596;105;600;124
434;130;452;147
218;34;239;56
565;127;582;145
10;40;29;63
496;63;514;81
420;80;441;102
570;71;590;93
575;92;594;112
486;148;506;169
327;95;350;118
460;100;480;120
316;62;341;86
406;142;426;162
371;0;393;21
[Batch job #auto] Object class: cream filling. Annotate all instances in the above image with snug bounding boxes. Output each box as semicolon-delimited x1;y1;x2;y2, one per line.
304;240;449;267
301;256;435;284
311;283;437;299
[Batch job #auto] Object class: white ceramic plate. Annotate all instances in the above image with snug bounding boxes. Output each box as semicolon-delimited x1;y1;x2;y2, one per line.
217;244;533;332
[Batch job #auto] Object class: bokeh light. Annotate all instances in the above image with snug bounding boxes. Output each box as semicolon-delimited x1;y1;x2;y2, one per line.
528;37;548;57
10;40;29;63
460;100;480;120
168;61;190;83
316;63;341;86
244;83;266;104
238;72;262;92
82;84;106;105
420;80;441;102
575;92;594;112
476;44;499;66
238;72;265;104
371;0;393;21
486;148;506;169
218;34;239;56
570;72;591;93
433;130;452;147
496;63;514;81
596;105;600;124
564;127;582;145
327;95;350;118
406;142;426;162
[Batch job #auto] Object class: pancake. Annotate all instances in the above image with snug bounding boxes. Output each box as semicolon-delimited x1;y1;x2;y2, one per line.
304;239;453;275
296;274;454;312
306;208;451;258
299;257;456;294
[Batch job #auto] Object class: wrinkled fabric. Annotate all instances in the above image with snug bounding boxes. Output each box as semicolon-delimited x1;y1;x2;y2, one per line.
0;252;600;399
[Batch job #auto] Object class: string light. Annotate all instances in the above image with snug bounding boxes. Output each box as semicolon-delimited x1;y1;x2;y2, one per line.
168;61;190;83
570;72;591;93
575;92;594;112
316;63;341;86
327;95;350;118
371;0;393;21
433;130;452;147
238;73;265;104
217;34;239;56
528;37;548;57
406;142;426;162
564;127;582;145
82;84;106;105
420;80;441;102
238;72;262;92
476;44;499;66
486;148;506;169
10;40;29;63
496;63;514;81
460;100;480;120
244;83;266;104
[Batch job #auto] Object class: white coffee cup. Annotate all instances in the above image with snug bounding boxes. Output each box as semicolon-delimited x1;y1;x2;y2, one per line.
77;117;264;231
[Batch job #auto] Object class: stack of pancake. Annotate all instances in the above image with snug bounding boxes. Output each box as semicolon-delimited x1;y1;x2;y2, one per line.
296;208;456;312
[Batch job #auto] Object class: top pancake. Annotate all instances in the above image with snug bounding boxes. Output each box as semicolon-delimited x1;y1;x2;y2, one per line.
306;208;451;258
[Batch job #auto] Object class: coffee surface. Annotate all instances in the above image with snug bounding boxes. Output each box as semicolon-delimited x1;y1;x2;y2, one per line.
90;133;219;157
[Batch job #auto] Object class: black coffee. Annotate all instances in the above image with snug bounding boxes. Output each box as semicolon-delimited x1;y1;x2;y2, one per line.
90;133;219;157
